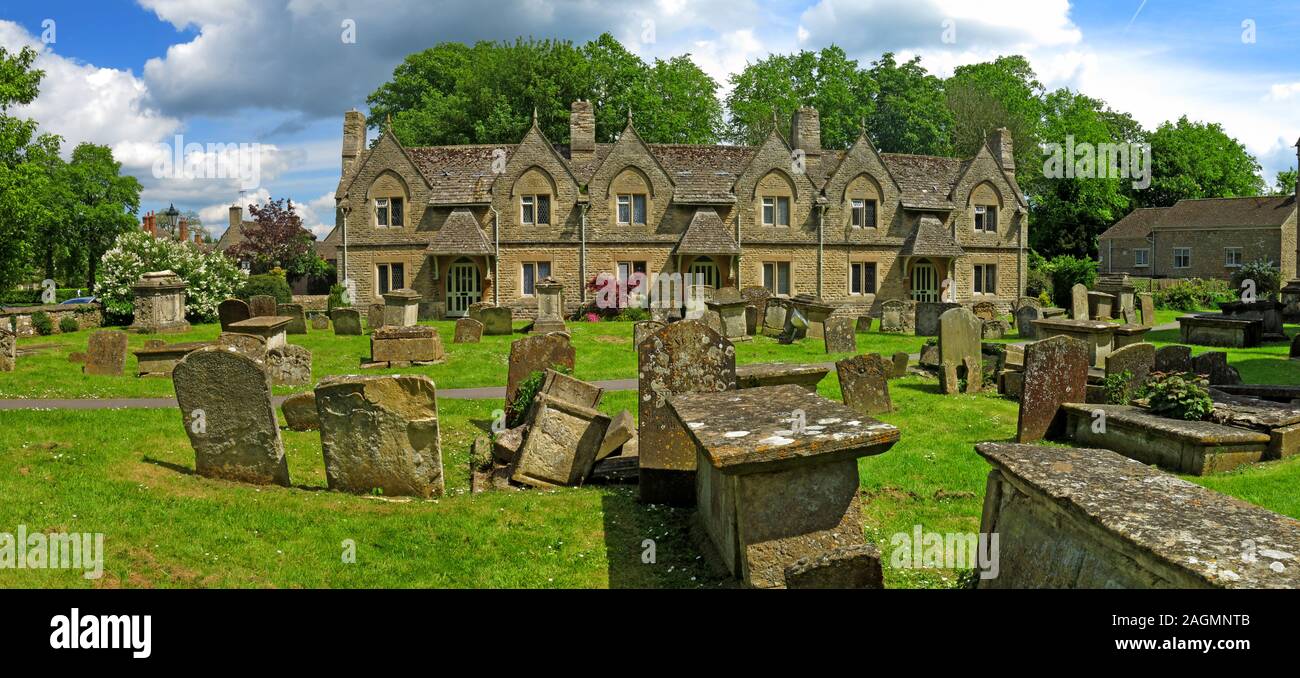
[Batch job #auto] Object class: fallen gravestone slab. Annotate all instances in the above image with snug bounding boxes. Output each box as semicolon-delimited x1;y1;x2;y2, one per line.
173;346;289;486
315;374;444;498
506;333;575;421
1061;403;1269;474
512;394;611;488
133;341;212;377
598;410;636;461
735;363;828;391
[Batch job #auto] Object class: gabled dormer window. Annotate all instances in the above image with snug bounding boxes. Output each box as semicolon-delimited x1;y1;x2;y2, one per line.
617;194;647;224
375;197;404;228
762;196;790;227
850;199;877;228
521;194;551;225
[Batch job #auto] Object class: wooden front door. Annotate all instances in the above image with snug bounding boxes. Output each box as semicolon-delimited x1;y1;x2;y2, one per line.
911;261;938;303
446;259;481;317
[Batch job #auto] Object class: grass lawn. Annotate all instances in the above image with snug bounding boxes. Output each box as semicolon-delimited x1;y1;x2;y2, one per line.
0;320;930;400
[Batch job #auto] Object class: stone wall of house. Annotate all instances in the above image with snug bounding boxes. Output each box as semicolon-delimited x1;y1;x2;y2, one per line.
1098;235;1154;277
1;303;103;337
1153;226;1288;281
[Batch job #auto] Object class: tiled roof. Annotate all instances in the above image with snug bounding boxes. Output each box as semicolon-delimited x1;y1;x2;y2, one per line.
1152;195;1296;229
426;208;493;255
882;154;965;210
676;208;740;255
1099;207;1166;241
314;226;340;260
408;145;509;205
900;214;964;258
649;144;754;204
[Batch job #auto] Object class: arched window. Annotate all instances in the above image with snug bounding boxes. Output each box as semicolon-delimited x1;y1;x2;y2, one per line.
970;182;1003;233
845;174;882;229
755;170;796;227
610;167;651;225
514;167;556;226
369;171;409;229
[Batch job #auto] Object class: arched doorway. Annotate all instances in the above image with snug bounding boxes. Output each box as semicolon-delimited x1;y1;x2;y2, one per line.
445;257;481;317
911;259;938;302
689;256;720;289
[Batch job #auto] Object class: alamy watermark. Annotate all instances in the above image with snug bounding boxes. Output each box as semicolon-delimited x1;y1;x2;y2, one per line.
591;271;712;318
152;134;262;191
0;525;104;580
889;525;999;580
1043;135;1151;189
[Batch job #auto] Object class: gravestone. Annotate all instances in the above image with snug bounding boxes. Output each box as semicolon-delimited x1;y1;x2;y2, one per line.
280;391;319;431
218;299;251;331
532;278;567;333
506;333;575;421
856;315;873;332
823;316;857;353
315;374;443;498
972;301;998;322
479;307;513;336
173;346;289;486
1105;342;1155;396
216;332;268;361
0;328;14;372
963;356;983;393
368;326;444;366
1192;352;1241;385
330;308;362;335
637;320;736;506
266;344;312;386
128;270;190;334
880;299;906;333
1017;335;1089;443
512;394;611;488
311;314;330;330
740;286;771;330
249;295;278;318
982;319;1009;339
745;306;758;335
633;320;667;350
277;303;307;334
836;353;892;415
382;288;420;327
916;302;960;337
763;298;790;336
1015;305;1042;339
454;318;484;343
1139;293;1156;327
467;302;494;323
598;410;636;461
1016;296;1041;312
1292;334;1300;359
1155;345;1192;373
891;351;909;378
1070;284;1088;320
83;330;128;376
367;303;385;330
938;307;981;393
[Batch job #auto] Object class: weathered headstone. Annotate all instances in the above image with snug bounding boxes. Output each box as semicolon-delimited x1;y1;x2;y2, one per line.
280;391;319;431
173;346;289;486
637;320;736;506
633;320;666;349
331;308;362;335
891;351;908;378
1070;284;1088;320
981;319;1009;339
532;277;567;333
277;303;307;334
1139;292;1156;327
880;299;906;333
836;354;892;415
367;303;386;330
916;301;960;336
216;331;268;361
368;326;444;366
83;330;128;376
1017;335;1089;443
506;333;575;420
315;375;443;498
963;356;983;393
0;328;14;372
938;307;981;393
454;317;484;343
249;295;278;318
479;307;513;335
266;344;312;386
511;394;611;488
740;286;771;330
218;298;251;331
467;302;494;323
1192;351;1241;385
855;315;873;333
1015;305;1042;339
598;410;636;461
382;288;420;327
972;301;998;321
745;306;758;335
823;316;858;353
784;544;884;589
763;297;790;336
311;314;330;330
1105;342;1155;396
1155;345;1192;374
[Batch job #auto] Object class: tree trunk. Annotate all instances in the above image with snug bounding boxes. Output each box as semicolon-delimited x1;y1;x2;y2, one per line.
86;253;97;295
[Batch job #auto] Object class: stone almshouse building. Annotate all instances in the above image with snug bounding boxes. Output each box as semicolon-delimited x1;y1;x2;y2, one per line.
332;101;1028;318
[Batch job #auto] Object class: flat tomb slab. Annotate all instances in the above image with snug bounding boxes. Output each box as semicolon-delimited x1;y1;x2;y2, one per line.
976;442;1300;589
735;362;830;391
1178;314;1262;348
1213;384;1300;403
1031;318;1116;367
227;316;292;349
1061;403;1269;475
133;341;213;376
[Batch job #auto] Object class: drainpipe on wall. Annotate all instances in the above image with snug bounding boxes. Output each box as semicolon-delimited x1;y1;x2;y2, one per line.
817;205;825;297
735;212;742;288
490;206;500;305
580;204;588;305
1017;209;1024;298
340;204;350;297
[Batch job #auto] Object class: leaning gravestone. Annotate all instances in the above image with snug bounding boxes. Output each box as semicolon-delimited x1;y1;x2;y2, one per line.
938;307;981;394
367;303;386;330
218;298;251;331
1070;284;1089;320
1017;335;1088;443
266;344;312;386
836;354;892;415
0;328;14;372
1192;351;1241;385
891;351;909;378
880;299;906;333
638;320;736;506
315;374;443;498
277;304;307;334
480;307;513;336
1105;342;1155;397
84;330;129;376
506;333;575;421
280;391;319;431
1015;305;1042;339
823;316;858;353
633;320;666;350
1155;345;1192;374
173;346;289;486
454;318;484;343
331;308;362;335
1139;292;1156;327
249;295;278;318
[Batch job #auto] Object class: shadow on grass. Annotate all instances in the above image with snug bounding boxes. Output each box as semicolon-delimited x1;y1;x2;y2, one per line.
599;487;726;589
140;456;328;492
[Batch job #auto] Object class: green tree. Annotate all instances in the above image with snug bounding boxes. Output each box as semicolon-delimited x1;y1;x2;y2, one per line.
945;56;1045;185
26;132;74;282
1272;167;1296;196
65;143;142;292
725;46;875;148
1140;116;1264;207
0;46;48;293
868;53;952;155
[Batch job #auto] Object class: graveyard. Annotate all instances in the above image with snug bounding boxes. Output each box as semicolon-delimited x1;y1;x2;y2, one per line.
2;283;1299;589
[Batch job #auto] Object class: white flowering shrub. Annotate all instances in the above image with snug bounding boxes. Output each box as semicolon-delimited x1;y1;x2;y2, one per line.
98;231;247;322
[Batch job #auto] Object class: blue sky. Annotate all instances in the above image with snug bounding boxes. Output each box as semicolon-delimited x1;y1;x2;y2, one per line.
2;0;1298;239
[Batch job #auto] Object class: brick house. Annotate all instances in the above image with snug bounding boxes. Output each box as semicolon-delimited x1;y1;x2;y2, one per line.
331;101;1029;318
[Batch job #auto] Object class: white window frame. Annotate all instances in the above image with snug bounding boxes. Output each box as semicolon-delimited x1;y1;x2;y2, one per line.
520;195;534;225
1224;247;1243;268
1173;248;1191;269
762;196;790;227
375;198;390;227
521;261;552;297
1134;248;1150;268
616;194;647;225
762;261;791;296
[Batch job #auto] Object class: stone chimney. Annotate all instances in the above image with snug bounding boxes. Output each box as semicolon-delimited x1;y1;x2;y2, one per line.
569;100;595;166
194;232;203;245
342;109;366;175
229;205;242;230
987;128;1015;172
179;217;189;243
791;107;822;156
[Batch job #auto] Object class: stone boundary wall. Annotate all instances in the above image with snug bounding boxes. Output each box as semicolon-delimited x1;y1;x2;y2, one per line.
1;303;103;337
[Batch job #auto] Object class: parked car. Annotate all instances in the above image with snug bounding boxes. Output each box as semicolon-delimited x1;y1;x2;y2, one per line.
60;296;96;305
